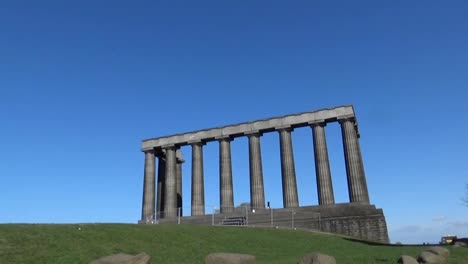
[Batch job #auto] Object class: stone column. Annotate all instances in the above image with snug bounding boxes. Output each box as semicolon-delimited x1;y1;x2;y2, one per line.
164;146;178;217
339;118;370;203
219;137;234;213
141;150;155;223
247;132;265;210
176;149;184;216
191;142;205;216
278;127;299;208
156;153;166;218
311;122;335;205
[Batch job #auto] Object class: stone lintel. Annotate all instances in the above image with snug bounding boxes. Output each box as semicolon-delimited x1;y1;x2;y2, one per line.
142;105;355;151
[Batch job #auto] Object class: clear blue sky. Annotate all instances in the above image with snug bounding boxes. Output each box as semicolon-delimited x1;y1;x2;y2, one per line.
1;1;467;244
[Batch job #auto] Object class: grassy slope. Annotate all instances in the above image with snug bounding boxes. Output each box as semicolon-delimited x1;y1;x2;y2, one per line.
0;224;466;264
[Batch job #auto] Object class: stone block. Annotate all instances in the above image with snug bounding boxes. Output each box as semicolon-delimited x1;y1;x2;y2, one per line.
454;241;467;247
90;252;151;264
397;255;418;264
205;253;256;264
299;252;336;264
417;251;446;264
426;246;449;259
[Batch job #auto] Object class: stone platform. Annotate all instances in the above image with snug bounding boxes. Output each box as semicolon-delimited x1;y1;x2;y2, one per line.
157;203;389;243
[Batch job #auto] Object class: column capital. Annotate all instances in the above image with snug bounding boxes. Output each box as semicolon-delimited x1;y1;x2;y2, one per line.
337;116;356;124
275;126;293;132
338;116;360;138
188;140;206;146
143;149;155;154
309;120;327;128
161;144;177;150
244;131;263;137
215;135;233;141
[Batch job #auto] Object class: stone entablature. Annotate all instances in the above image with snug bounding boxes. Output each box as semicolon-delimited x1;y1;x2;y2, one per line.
142;105;356;151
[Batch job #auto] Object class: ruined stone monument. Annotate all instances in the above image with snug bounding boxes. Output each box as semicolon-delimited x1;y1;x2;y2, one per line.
139;105;389;243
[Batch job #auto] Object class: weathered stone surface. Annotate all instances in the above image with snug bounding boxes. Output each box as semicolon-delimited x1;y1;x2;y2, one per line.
141;151;155;223
142;105;355;150
90;252;151;264
191;142;205;216
312;123;335;205
219;138;234;213
164;146;177;218
454;241;467;247
205;253;256;264
156;155;166;217
142;105;390;244
130;253;151;264
426;246;449;259
299;252;336;264
278;128;299;208
339;118;369;203
417;251;446;264
248;132;266;210
158;203;390;243
397;255;418;264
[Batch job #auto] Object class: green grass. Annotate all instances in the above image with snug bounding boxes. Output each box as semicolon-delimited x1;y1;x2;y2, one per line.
0;224;466;264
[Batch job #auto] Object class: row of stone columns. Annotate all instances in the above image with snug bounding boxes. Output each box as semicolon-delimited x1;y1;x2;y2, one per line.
141;117;370;222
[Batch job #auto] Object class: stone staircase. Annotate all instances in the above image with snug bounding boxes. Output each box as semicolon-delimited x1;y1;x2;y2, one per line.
221;216;246;226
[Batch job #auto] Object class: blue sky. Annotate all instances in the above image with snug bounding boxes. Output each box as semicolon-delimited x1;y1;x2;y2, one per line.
1;1;467;244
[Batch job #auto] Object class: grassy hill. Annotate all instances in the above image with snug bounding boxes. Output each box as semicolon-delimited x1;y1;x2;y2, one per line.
0;224;466;263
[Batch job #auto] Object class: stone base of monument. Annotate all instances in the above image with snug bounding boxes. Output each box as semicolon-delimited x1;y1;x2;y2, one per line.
157;203;389;243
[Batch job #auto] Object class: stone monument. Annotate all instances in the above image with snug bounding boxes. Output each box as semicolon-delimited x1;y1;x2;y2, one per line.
139;105;389;243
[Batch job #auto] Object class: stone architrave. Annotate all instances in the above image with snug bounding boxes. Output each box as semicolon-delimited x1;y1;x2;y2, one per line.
219;137;234;213
340;118;370;203
311;122;335;205
163;146;177;218
247;132;266;210
141;150;155;223
278;127;299;208
191;141;205;216
142;105;355;151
